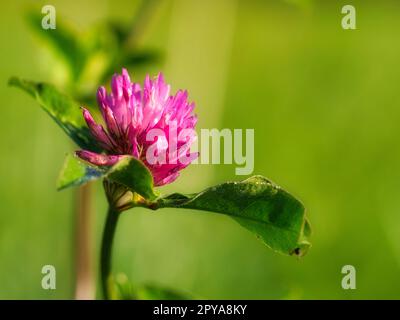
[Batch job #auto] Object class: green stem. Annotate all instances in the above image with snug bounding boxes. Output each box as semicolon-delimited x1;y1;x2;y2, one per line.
100;206;120;300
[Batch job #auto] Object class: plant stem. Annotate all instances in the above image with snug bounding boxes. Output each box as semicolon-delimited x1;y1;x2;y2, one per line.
100;206;120;300
74;183;95;300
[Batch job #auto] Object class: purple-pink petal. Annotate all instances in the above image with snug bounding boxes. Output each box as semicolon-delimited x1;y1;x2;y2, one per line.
82;108;115;151
81;69;198;186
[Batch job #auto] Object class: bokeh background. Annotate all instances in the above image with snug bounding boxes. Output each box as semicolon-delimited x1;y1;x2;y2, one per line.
2;0;400;299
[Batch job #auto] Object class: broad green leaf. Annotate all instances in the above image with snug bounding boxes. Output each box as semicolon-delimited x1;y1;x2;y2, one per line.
57;154;104;190
26;11;87;81
106;156;158;201
9;77;100;152
155;176;311;256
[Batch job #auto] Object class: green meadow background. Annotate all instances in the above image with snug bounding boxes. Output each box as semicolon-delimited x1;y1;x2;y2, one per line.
2;0;400;299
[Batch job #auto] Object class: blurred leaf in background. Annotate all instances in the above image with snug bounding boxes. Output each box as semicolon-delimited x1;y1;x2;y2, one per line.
113;273;194;300
26;0;162;106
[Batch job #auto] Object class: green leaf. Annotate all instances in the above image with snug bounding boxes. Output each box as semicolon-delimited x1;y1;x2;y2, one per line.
105;20;129;46
26;11;87;80
113;273;194;300
57;154;104;190
56;155;158;196
99;49;162;84
155;176;311;257
123;49;162;67
106;156;159;201
135;284;194;300
8;77;100;152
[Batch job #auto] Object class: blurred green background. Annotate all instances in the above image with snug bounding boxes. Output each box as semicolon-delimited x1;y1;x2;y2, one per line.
2;0;400;299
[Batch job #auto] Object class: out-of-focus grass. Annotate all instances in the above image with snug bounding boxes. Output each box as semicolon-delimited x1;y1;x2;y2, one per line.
1;0;400;299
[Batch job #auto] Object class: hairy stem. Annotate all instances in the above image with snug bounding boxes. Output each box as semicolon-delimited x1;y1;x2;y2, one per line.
100;206;120;300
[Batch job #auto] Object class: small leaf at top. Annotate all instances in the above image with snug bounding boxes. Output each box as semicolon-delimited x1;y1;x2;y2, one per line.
9;77;100;152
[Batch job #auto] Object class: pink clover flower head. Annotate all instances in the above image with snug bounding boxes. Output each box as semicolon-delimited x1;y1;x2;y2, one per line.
76;68;198;186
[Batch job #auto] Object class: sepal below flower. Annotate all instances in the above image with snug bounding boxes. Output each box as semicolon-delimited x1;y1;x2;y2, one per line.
75;150;123;166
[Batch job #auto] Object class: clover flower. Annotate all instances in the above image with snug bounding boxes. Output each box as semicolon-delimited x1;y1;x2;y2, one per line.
76;69;198;186
11;67;310;301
